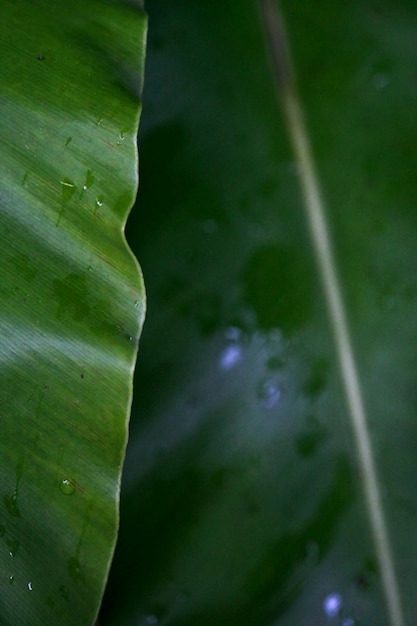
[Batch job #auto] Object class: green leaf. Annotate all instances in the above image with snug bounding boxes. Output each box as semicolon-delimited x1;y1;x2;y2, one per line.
0;1;146;624
103;1;417;625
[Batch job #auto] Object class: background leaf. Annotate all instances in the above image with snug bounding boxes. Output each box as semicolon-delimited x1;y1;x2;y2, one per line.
102;0;417;625
0;1;146;624
102;0;417;626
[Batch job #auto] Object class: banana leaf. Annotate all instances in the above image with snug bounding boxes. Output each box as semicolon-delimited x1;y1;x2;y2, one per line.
103;1;417;625
0;1;146;624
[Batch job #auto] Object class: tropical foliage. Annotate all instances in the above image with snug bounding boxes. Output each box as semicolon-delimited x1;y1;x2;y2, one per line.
2;1;417;626
104;1;417;625
0;1;146;624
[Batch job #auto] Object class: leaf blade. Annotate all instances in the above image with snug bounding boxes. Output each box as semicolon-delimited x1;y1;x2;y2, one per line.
0;1;146;624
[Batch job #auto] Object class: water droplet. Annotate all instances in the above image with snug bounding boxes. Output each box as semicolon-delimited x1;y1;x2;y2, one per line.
342;618;356;626
146;616;159;626
257;378;281;408
117;126;129;145
57;179;77;226
59;585;69;600
9;575;14;585
94;195;104;215
27;581;33;591
219;344;242;371
323;592;343;618
134;300;140;308
219;327;243;371
60;478;76;495
81;169;95;193
59;179;77;203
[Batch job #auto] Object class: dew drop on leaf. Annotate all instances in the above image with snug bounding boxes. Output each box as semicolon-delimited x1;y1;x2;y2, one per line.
323;592;343;618
60;478;76;495
219;327;242;371
94;195;104;215
83;169;95;191
60;179;77;204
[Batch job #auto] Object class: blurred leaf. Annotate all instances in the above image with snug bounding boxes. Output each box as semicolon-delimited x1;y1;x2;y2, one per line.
104;1;417;625
0;1;146;624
